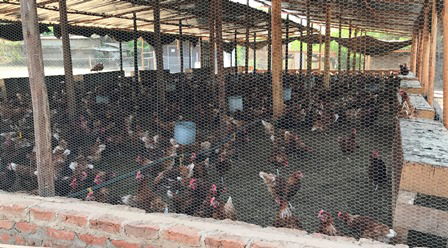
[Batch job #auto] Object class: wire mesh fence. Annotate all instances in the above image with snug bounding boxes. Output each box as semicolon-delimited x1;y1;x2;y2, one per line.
0;0;446;247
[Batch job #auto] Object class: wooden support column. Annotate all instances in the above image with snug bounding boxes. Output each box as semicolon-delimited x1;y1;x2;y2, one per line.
133;12;138;92
179;20;184;73
410;31;417;73
209;0;215;94
286;14;290;73
153;0;165;107
318;26;322;72
20;0;54;197
234;30;238;74
347;21;352;72
428;0;438;106
352;29;358;74
267;8;272;73
272;0;283;118
359;30;364;71
422;1;431;95
253;32;257;73
299;20;303;74
363;31;367;72
119;42;123;71
412;31;419;73
59;0;76;121
306;0;312;79
443;0;448;128
338;13;342;74
323;4;332;89
245;0;250;74
215;0;226;128
416;30;423;78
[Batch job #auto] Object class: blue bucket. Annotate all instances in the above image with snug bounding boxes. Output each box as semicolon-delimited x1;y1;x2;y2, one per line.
283;88;292;101
228;96;243;113
174;121;196;145
96;95;109;104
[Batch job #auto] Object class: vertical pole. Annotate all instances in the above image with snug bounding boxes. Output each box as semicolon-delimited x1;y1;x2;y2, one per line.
443;0;448;128
119;42;123;72
245;0;250;74
299;20;303;74
179;20;184;73
59;0;76;121
272;0;283;118
428;0;438;106
285;14;290;73
318;26;322;72
416;30;423;78
352;29;358;74
141;37;145;70
189;41;192;69
20;0;54;197
338;12;342;74
422;2;431;95
323;4;332;89
268;8;272;73
254;32;257;73
412;31;418;73
306;0;313;79
199;37;203;67
215;0;226;128
347;21;352;72
410;30;417;73
363;31;367;72
235;30;238;74
153;0;165;107
209;0;215;94
133;12;138;92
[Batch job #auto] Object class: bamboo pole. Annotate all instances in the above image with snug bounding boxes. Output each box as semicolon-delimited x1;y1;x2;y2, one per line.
318;26;322;72
59;0;76;121
443;0;448;128
267;8;272;73
428;0;438;106
119;42;123;71
286;14;290;73
133;13;138;89
19;0;54;197
299;20;303;74
153;0;165;107
209;0;215;94
338;13;342;74
179;20;184;73
347;21;352;72
254;32;257;73
215;0;226;128
272;0;283;118
352;29;358;74
323;4;332;89
422;2;431;95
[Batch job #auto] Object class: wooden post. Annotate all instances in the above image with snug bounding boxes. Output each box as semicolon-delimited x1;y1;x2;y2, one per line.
306;0;313;79
215;0;226;127
410;31;417;73
299;20;303;74
272;0;283;118
352;29;358;74
133;13;138;91
199;38;203;67
20;0;54;197
245;0;250;74
359;30;363;71
153;0;165;107
363;31;367;72
179;20;184;73
338;13;342;74
422;2;431;95
412;31;419;73
366;55;371;70
443;0;448;128
323;4;332;89
347;21;352;72
285;14;290;73
416;30;423;78
253;32;257;73
119;42;123;71
428;0;438;106
59;0;76;121
235;30;238;74
209;0;215;94
267;8;272;73
318;26;322;72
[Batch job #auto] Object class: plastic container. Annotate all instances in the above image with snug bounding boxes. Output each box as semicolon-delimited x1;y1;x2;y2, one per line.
174;121;196;145
283;88;292;101
228;96;243;113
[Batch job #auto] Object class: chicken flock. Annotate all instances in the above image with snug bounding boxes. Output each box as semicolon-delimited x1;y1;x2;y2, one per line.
0;72;404;244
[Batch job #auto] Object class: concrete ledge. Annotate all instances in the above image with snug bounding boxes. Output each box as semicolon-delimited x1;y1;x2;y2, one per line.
408;94;435;120
398;73;417;80
0;192;406;248
400;80;423;95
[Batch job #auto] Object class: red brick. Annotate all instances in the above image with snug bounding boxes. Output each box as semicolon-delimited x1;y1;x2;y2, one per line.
16;222;38;233
124;223;159;239
205;234;246;248
30;208;55;221
59;212;88;227
15;235;25;245
46;228;75;241
163;225;201;246
0;204;26;218
0;220;14;230
90;217;122;234
43;240;71;248
251;240;286;248
0;233;10;243
111;240;140;248
79;234;108;245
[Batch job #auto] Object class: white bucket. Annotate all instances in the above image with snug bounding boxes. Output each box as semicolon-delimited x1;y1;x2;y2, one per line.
174;121;196;145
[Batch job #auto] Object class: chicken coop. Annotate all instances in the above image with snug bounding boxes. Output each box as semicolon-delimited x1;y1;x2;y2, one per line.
0;0;447;247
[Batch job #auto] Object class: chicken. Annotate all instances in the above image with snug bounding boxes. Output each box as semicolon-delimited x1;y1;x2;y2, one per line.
172;178;209;215
338;128;359;155
91;63;104;72
86;188;123;205
317;210;338;236
210;196;237;221
135;171;167;213
312;109;337;132
9;162;37;191
87;139;106;163
398;90;416;118
284;131;313;155
273;201;302;229
369;150;387;190
0;164;16;191
259;171;303;204
338;211;396;242
269;144;289;168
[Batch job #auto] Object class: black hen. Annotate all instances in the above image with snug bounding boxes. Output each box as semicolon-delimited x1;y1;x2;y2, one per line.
369;150;387;190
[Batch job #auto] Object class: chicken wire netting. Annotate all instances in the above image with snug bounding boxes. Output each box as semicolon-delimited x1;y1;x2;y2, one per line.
0;0;446;247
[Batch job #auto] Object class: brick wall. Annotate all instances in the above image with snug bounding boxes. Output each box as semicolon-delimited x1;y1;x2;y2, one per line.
0;192;409;248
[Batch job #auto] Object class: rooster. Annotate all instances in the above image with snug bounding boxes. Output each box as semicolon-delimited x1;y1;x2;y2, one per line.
338;128;359;156
369;150;387;191
317;210;338;236
338;211;396;243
